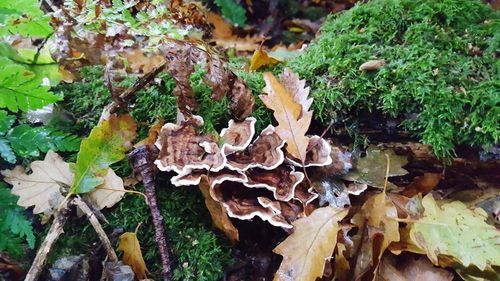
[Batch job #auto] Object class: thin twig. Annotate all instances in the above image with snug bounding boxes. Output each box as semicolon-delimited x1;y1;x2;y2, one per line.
73;197;118;262
99;61;167;123
24;199;73;281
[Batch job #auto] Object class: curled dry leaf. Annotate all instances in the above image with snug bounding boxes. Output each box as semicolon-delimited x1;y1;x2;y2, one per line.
199;176;239;242
261;68;312;163
352;191;400;280
1;151;125;217
377;254;453;281
159;40;254;120
117;232;149;280
400;172;442;197
409;194;500;271
359;59;386;71
249;49;281;71
273;207;348;281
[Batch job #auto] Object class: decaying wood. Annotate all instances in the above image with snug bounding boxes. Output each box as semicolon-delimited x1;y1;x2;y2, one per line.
24;199;73;281
128;145;172;281
73;197;118;262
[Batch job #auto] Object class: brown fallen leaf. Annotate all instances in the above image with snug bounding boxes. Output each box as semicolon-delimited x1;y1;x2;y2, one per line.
352;191;400;280
273;207;348;281
260;68;312;163
199;176;239;243
359;59;386;71
249;49;281;71
400;173;442;197
117;232;149;280
377;254;453;281
207;12;233;39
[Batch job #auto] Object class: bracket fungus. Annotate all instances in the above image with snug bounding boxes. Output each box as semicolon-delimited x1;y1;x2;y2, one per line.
154;114;336;230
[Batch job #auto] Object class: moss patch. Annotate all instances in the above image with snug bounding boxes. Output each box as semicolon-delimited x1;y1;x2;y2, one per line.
287;0;499;158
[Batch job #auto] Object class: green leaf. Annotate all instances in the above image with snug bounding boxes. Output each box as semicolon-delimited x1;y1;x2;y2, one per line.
0;57;62;112
0;120;81;163
0;182;35;257
0;0;53;37
410;194;500;271
0;110;15;133
70;115;137;194
214;0;247;27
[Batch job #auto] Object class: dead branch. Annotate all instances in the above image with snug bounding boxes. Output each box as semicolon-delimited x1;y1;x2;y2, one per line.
73;197;118;262
128;145;172;281
24;199;73;281
99;61;167;123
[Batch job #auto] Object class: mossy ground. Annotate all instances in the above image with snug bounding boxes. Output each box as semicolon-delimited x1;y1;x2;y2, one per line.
287;0;499;158
50;67;238;280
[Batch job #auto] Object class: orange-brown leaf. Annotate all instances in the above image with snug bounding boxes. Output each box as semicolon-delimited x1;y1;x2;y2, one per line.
273;207;348;281
199;176;239;243
117;232;149;280
260;68;312;162
249;49;281;71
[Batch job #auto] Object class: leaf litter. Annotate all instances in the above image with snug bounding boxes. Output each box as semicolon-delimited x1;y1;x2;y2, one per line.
1;0;499;280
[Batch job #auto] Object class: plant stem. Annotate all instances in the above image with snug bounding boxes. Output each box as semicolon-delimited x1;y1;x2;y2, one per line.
128;145;172;281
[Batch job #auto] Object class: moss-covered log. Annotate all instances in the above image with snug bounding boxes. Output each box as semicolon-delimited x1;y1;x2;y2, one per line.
287;0;499;158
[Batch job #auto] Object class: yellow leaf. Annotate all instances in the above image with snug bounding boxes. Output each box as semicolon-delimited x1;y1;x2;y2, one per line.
249;49;281;71
273;207;348;281
117;232;149;280
352;192;400;280
260;68;312;162
199;176;239;243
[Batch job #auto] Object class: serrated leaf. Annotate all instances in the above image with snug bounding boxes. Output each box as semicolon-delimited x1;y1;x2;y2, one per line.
273;207;348;281
0;58;61;112
0;110;15;133
409;194;500;271
1;150;126;216
70;115;136;194
342;146;408;189
1;124;81;161
260;68;312;162
214;0;247;26
0;139;15;163
117;232;149;280
0;0;53;37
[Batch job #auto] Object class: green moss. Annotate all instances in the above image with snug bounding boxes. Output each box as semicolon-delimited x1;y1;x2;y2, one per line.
44;185;234;280
287;0;499;158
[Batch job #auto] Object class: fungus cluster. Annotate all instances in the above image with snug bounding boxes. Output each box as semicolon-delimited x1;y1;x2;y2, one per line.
154;115;336;228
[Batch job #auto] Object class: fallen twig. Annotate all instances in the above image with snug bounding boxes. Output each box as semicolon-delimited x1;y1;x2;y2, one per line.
128;144;172;281
99;61;167;123
25;199;73;281
73;197;118;262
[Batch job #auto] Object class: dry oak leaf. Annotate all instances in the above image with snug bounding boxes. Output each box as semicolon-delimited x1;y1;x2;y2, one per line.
1;150;71;215
117;232;149;280
273;207;348;281
409;194;500;271
199;176;239;242
1;151;125;216
377;254;453;281
352;191;400;280
261;68;312;163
